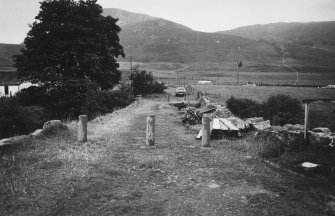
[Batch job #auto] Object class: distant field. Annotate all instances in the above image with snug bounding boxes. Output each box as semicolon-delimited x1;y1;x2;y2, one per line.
118;61;335;86
190;84;335;102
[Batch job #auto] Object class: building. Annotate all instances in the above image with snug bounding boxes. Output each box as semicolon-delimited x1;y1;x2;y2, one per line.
0;70;31;97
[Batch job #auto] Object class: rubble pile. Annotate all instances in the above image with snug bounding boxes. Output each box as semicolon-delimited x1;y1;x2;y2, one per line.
170;96;334;149
182;107;202;125
251;124;335;156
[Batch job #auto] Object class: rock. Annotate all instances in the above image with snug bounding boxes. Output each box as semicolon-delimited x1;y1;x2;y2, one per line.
0;138;12;146
12;135;33;145
301;162;318;168
43;120;62;129
309;132;334;148
251;126;305;157
207;183;220;189
42;120;67;135
253;120;271;130
31;129;43;137
312;127;331;134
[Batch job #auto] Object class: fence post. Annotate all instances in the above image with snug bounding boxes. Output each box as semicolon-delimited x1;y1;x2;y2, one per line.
201;115;210;147
146;114;155;146
78;115;87;142
304;102;309;143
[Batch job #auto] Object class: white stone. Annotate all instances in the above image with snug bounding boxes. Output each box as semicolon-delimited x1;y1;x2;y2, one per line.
301;162;318;168
208;183;220;189
0;138;12;146
31;129;43;137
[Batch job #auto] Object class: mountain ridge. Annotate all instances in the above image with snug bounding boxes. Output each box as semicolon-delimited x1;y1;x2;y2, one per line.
1;8;335;73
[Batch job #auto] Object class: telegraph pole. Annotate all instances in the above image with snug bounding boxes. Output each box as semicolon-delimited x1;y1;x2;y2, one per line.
130;56;132;74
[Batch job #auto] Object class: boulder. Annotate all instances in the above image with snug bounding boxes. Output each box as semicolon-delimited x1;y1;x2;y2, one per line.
250;125;305;157
42;120;67;135
312;127;331;134
0;138;12;146
309;132;334;148
31;129;43;137
12;135;33;145
43;120;62;129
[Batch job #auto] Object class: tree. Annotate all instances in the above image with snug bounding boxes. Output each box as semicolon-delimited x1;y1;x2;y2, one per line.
129;67;167;95
13;0;125;89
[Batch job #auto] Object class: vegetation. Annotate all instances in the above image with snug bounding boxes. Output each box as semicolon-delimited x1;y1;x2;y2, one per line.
1;96;334;215
0;97;46;138
227;94;303;126
226;96;264;119
265;94;303;125
129;67;167;96
13;0;124;89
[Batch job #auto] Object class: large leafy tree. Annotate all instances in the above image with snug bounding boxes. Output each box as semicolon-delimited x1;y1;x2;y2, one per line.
14;0;124;89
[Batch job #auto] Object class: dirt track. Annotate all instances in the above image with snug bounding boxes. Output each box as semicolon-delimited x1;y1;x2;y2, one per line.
1;96;335;215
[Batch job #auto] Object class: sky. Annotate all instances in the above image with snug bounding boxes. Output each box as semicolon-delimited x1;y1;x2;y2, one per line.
1;0;335;44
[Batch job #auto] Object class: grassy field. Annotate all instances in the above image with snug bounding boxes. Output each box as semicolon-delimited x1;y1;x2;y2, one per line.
1;96;335;215
118;61;335;86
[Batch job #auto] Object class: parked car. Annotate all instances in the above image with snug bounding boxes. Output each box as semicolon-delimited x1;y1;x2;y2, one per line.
175;87;187;96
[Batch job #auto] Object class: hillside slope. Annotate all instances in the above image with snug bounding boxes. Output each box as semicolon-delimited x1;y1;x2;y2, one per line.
219;22;335;72
119;18;282;65
103;8;155;27
1;9;335;73
221;22;335;48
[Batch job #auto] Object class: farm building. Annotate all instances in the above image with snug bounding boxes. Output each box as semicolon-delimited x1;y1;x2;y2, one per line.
198;80;212;85
0;71;31;97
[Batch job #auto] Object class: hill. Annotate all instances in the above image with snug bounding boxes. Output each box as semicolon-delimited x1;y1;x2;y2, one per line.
103;8;155;27
118;18;282;66
221;22;335;48
1;9;335;74
109;9;335;73
218;22;335;73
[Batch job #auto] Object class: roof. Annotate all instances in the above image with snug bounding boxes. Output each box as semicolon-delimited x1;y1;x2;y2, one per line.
0;70;19;85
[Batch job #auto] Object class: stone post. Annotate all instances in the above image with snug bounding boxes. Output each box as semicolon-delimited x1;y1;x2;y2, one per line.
78;115;87;142
201;115;210;147
146;114;155;146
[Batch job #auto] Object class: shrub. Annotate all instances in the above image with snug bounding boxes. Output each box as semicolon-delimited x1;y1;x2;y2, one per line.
227;94;303;126
264;94;303;125
81;88;134;119
226;96;264;118
0;97;46;139
47;79;100;119
16;85;50;106
129;68;167;96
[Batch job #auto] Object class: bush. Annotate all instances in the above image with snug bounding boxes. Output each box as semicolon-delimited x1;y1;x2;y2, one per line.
0;97;46;139
16;85;50;106
14;78;135;122
227;94;303;126
81;88;134;119
264;94;303;125
129;68;167;96
46;79;100;119
226;96;264;118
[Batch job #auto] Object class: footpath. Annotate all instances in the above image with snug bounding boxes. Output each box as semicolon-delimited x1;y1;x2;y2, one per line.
1;97;335;215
